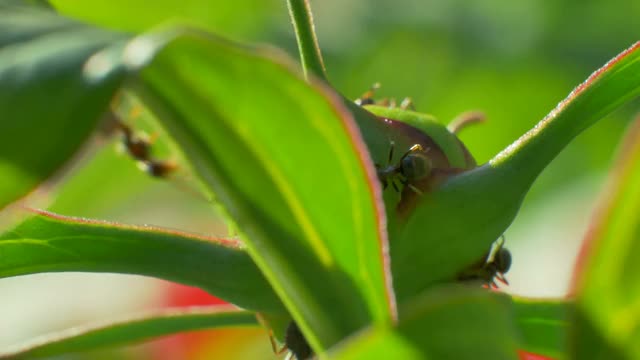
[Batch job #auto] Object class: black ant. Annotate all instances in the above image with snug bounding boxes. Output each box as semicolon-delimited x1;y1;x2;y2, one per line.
376;142;431;195
112;118;178;179
457;236;512;289
270;321;313;360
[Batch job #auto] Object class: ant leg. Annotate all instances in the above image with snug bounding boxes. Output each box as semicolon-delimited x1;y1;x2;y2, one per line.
400;177;423;195
269;333;278;353
497;234;506;247
398;144;425;162
269;332;287;355
400;97;415;110
392;180;400;193
355;82;381;106
495;273;509;285
448;111;486;134
378;177;388;190
488;235;506;261
407;183;424;195
388;141;395;165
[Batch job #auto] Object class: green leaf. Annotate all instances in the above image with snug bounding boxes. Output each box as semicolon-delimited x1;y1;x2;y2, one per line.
571;116;640;359
50;0;274;36
332;286;520;360
0;4;129;209
392;41;640;301
0;306;258;359
0;209;284;313
511;296;569;359
130;29;395;351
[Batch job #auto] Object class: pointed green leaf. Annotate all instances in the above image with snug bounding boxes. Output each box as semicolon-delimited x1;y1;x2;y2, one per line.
393;41;640;300
511;296;569;359
332;286;520;360
0;306;257;359
0;209;284;313
0;4;128;209
571;117;640;359
130;29;395;351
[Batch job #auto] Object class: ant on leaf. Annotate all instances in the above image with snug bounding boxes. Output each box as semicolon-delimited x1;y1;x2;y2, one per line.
107;96;179;180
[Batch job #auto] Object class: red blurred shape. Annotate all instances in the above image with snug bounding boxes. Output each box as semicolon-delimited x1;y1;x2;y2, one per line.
518;350;554;360
150;282;229;360
163;282;228;307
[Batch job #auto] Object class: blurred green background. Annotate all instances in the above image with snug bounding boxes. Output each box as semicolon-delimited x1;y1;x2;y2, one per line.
1;0;638;358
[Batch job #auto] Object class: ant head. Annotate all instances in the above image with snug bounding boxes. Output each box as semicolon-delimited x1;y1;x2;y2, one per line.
494;248;512;274
400;151;432;181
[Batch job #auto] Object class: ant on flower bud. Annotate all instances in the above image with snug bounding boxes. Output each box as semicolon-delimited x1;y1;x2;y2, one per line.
457;235;512;289
376;142;431;195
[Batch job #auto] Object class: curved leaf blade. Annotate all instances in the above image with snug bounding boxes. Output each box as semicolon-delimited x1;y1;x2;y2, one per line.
333;287;520;360
571;116;640;359
393;41;640;300
130;29;394;350
0;209;284;313
0;306;257;359
0;4;129;209
511;296;569;359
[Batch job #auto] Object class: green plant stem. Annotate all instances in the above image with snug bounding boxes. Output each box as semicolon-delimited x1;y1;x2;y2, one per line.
286;0;328;82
